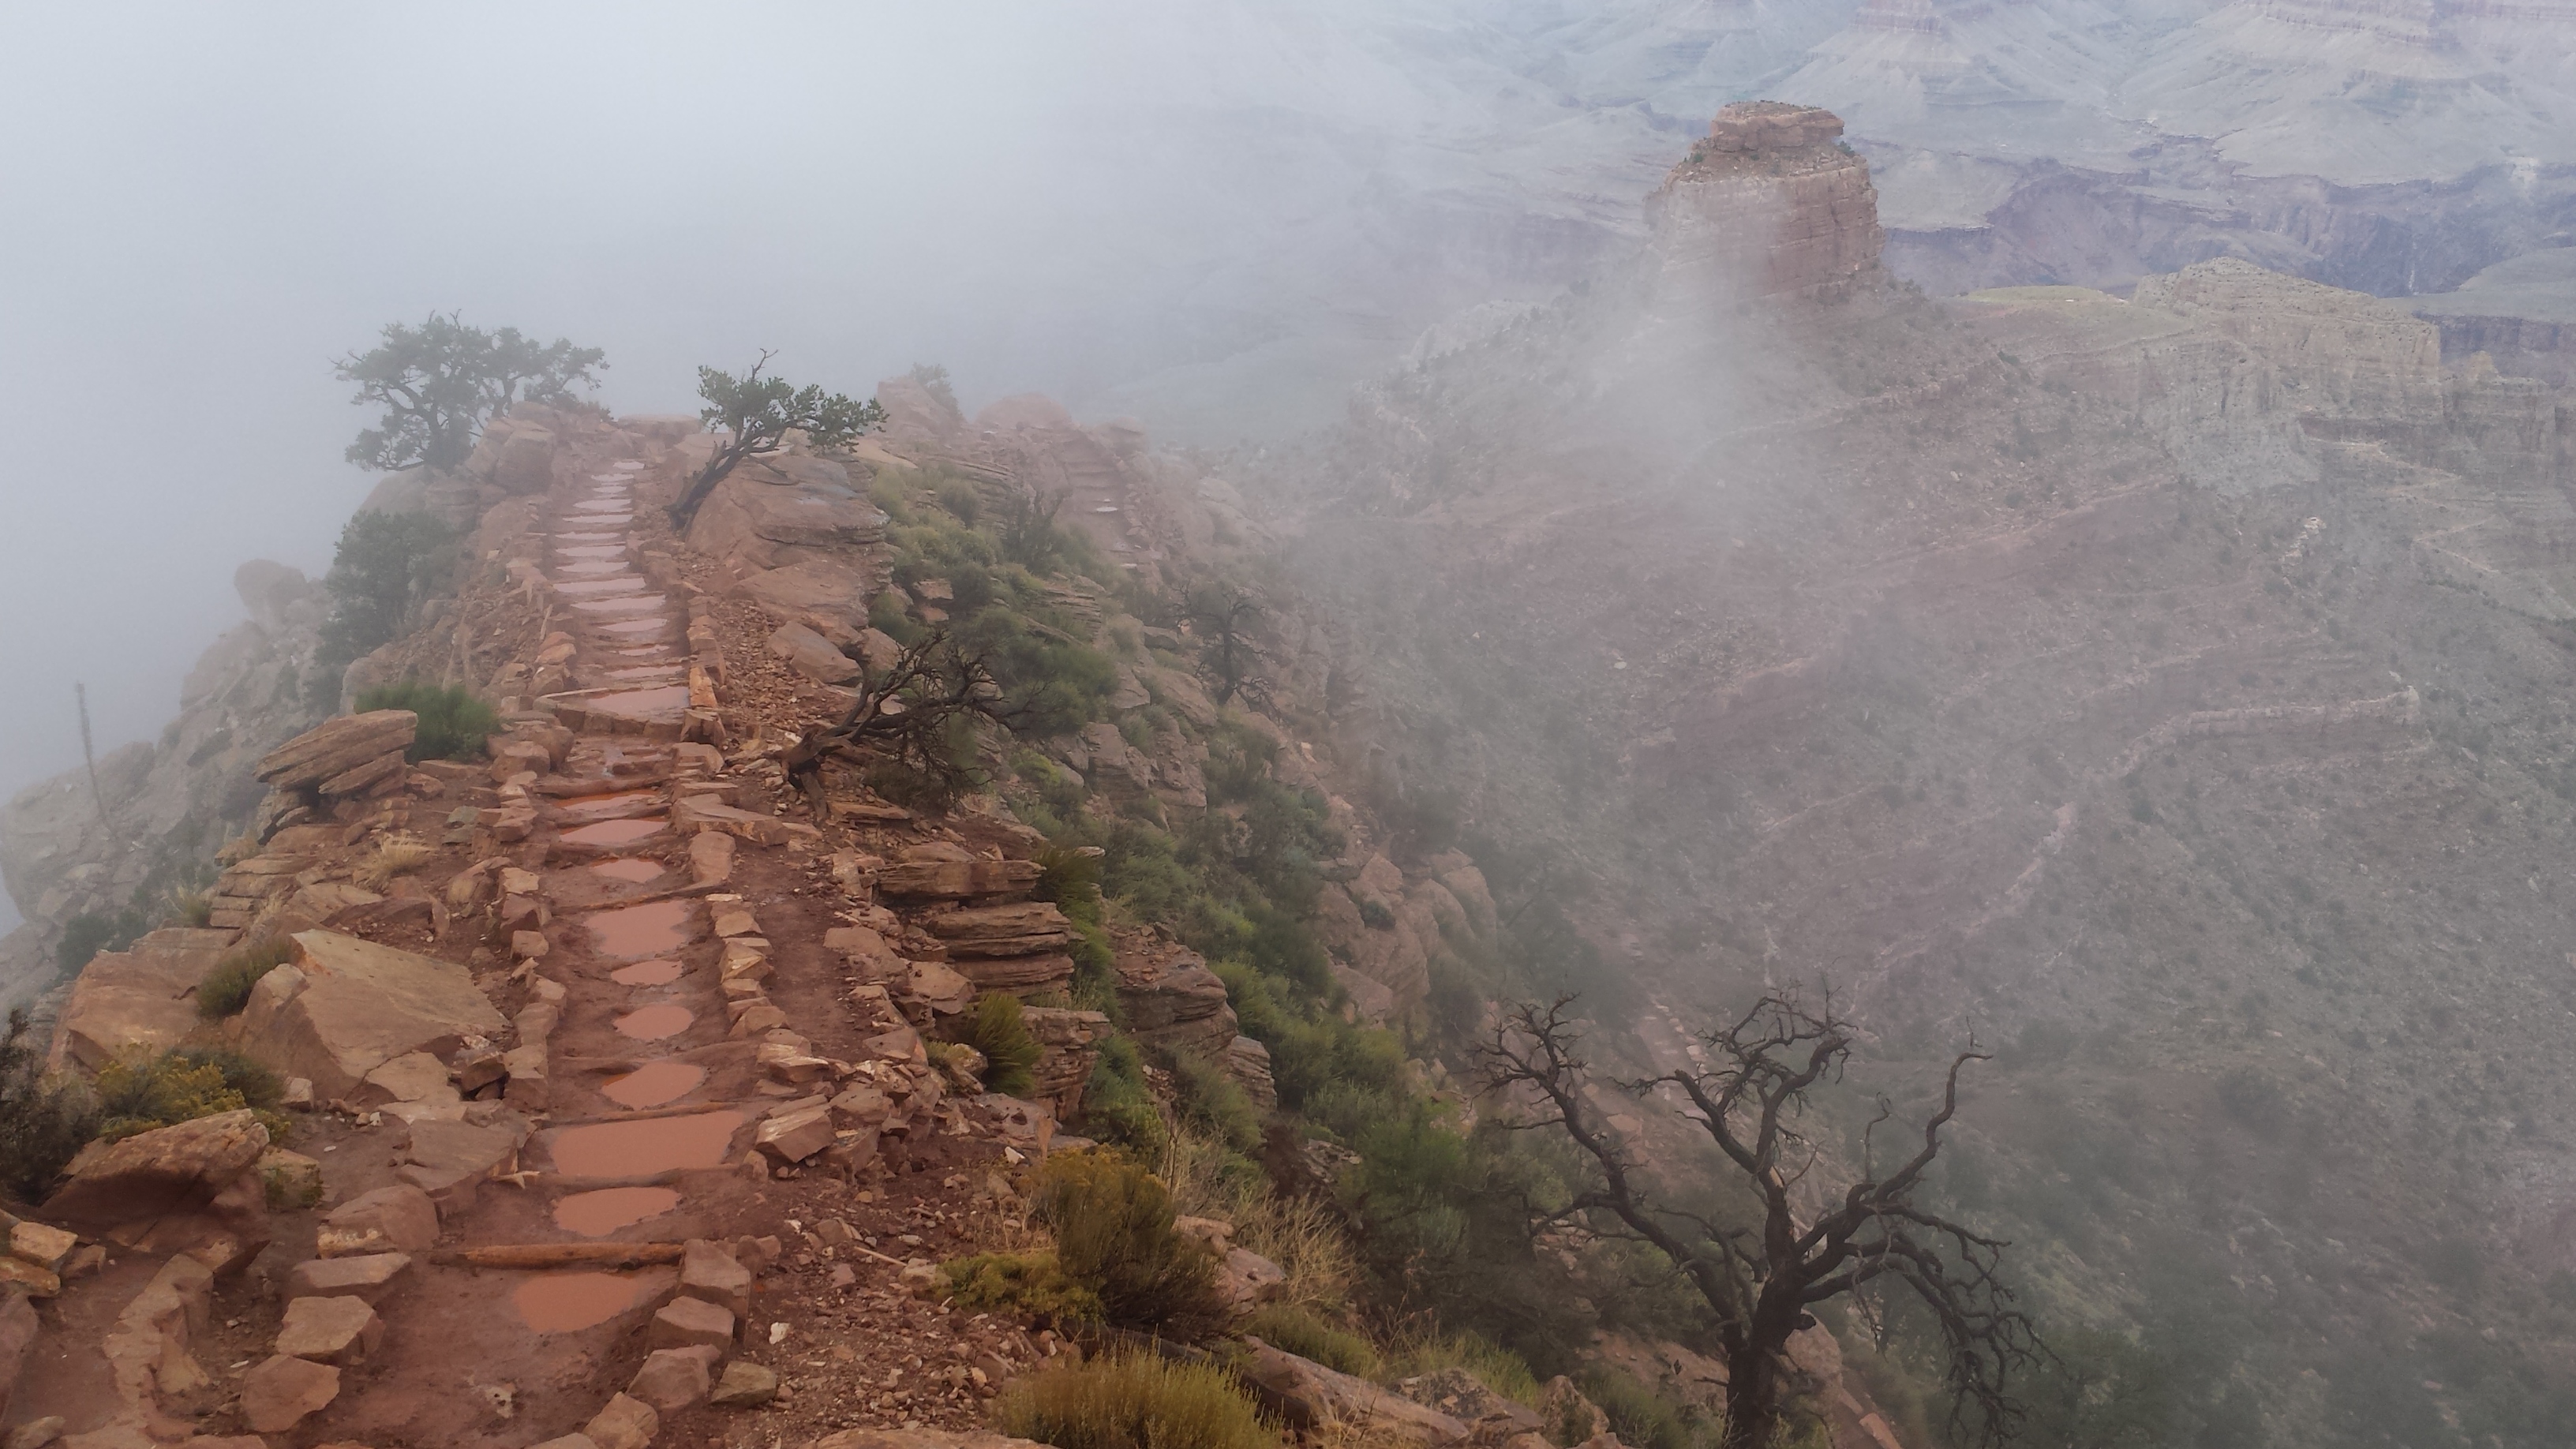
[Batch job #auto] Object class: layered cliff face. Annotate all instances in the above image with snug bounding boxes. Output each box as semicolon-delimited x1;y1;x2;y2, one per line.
0;562;328;1009
1277;105;2576;1437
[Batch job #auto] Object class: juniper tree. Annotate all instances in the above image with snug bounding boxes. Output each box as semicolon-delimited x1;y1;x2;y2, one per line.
666;352;884;530
336;313;604;471
1483;990;2042;1449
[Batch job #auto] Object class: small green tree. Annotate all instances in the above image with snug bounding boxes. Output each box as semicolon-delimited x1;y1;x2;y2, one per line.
667;352;884;530
311;512;459;706
336;313;605;471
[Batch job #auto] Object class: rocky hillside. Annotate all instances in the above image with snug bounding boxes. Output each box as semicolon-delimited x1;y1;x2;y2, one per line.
1274;100;2576;1444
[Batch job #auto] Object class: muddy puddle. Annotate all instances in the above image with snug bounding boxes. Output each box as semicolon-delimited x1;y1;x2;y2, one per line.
609;958;683;987
549;1110;744;1178
586;684;690;717
591;858;665;886
552;1185;682;1237
561;818;668;849
559;789;665;822
602;1059;705;1109
614;1003;695;1041
600;619;673;638
513;1270;661;1331
557;559;631;576
556;578;647;597
573;596;668;617
586;899;694;957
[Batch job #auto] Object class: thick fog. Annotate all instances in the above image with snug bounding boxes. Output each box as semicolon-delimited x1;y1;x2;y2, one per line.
0;0;1754;915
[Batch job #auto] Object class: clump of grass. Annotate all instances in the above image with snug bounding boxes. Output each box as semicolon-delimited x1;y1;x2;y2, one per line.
1388;1331;1542;1408
961;991;1043;1097
355;679;500;762
1034;1151;1229;1341
992;1352;1275;1449
939;1249;1103;1327
354;832;436;890
1166;1127;1354;1315
198;935;298;1020
172;888;214;929
1243;1304;1381;1378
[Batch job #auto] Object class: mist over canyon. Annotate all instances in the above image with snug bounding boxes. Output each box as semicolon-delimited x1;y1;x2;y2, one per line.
3;6;2576;1449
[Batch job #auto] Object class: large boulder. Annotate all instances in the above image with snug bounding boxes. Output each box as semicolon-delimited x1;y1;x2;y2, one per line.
1240;1341;1470;1444
1114;942;1237;1060
239;931;507;1101
924;903;1070;958
767;622;860;685
49;935;231;1071
43;1110;272;1260
254;711;417;794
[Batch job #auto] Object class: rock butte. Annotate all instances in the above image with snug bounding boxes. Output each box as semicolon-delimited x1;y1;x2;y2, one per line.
587;900;694;957
515;1270;657;1332
591;858;665;885
602;1059;703;1109
550;1110;743;1178
613;1003;694;1041
562;818;668;848
608;959;683;987
552;1185;683;1237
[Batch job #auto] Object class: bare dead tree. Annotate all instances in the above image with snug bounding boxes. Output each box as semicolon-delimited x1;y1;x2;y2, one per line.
1482;991;2041;1449
1186;581;1275;711
781;630;1017;814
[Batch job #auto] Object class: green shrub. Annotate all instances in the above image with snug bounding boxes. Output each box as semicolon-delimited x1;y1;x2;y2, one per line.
992;1352;1275;1449
198;936;298;1020
940;1249;1103;1327
1243;1304;1381;1377
936;477;985;525
964;992;1043;1098
0;1006;100;1200
1170;1050;1261;1155
1034;1151;1228;1340
1080;1035;1166;1156
93;1048;289;1145
354;680;500;762
1579;1367;1701;1449
54;910;133;976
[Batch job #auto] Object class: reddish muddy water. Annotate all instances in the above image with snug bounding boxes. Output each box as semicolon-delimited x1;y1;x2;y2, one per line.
549;1110;744;1178
561;818;668;849
552;1185;683;1237
514;1270;657;1331
558;789;665;821
586;899;693;956
591;858;665;885
603;1059;705;1109
586;684;691;717
601;619;674;638
574;596;668;616
608;959;683;987
614;1003;694;1041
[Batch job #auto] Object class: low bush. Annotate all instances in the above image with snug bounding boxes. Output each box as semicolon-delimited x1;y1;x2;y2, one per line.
0;1006;100;1199
940;1249;1103;1327
992;1352;1275;1449
1244;1304;1381;1377
354;680;500;762
1392;1331;1543;1409
1169;1050;1261;1155
963;992;1043;1098
94;1046;290;1144
198;936;298;1020
1579;1367;1702;1449
1034;1151;1228;1341
1080;1036;1166;1156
